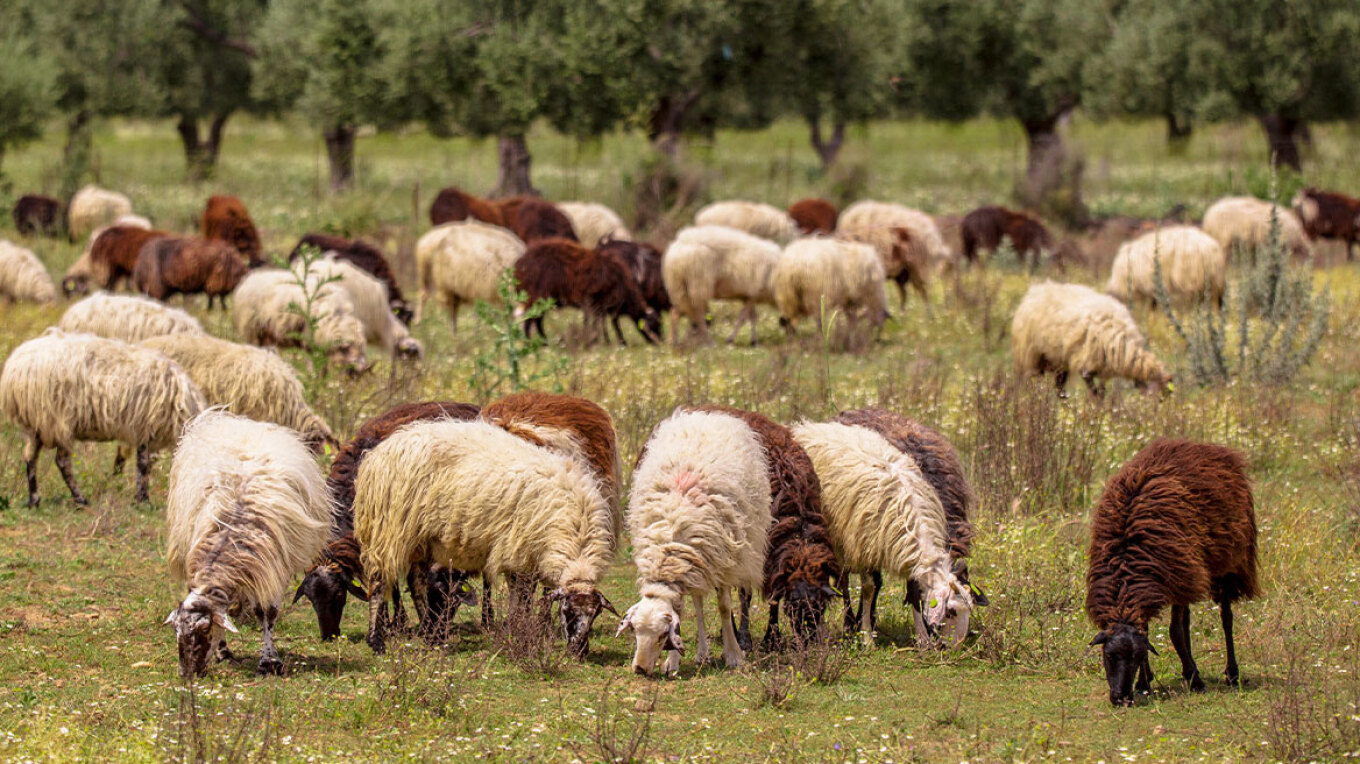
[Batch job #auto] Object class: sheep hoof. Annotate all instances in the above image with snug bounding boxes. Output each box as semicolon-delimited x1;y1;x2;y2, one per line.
26;496;39;509
256;657;284;676
1189;676;1205;693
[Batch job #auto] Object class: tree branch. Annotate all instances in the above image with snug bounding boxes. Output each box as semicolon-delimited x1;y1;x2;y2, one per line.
178;2;257;58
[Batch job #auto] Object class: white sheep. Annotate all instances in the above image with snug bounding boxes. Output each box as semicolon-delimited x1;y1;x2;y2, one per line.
294;255;422;358
1012;281;1170;395
141;333;336;451
838;200;952;307
67;185;134;241
790;420;973;647
0;240;57;304
415;220;526;329
662;225;782;345
164;409;330;677
231;268;369;371
0;329;206;506
558;202;632;247
620;410;771;674
773;237;887;340
1201;196;1312;261
58;291;204;343
353;418;617;655
694;201;800;245
1106;225;1226;307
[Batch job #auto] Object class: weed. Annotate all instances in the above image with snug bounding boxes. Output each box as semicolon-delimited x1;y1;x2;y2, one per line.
563;678;658;764
468;269;566;398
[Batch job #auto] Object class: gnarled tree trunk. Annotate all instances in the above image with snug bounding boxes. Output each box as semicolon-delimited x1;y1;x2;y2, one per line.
324;124;357;192
808;118;846;169
176;112;232;181
648;91;700;158
492;134;537;197
1018;105;1089;228
1257;113;1303;172
60;109;93;208
1166;113;1192;155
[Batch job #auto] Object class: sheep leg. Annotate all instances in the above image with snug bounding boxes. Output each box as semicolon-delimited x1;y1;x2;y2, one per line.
481;574;495;630
692;593;709;666
1054;370;1069;397
54;448;88;507
858;574;877;647
390;580;409;632
840;571;857;633
408;566;433;641
761;601;781;652
366;579;389;654
1220;600;1239;687
1170;604;1203;691
1136;653;1153;696
727;305;750;345
112;446;126;475
736;588;754;653
664;599;683;675
718;589;743;668
24;439;40;508
133;445;151;503
1081;371;1102;398
255;604;284;676
869;570;883;633
611;315;628;346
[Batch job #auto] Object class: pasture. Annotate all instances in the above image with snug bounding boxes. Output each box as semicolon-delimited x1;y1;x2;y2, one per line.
1;116;1358;762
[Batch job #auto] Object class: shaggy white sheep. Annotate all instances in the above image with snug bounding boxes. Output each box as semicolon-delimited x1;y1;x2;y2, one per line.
1106;225;1226;307
838;200;952;307
58;291;204;342
67;185;134;241
790;420;973;647
1201;196;1311;260
0;240;56;304
231;268;369;371
694;201;800;245
662;225;782;345
353;418;617;655
773;237;887;340
164;409;330;677
415;220;526;328
0;329;206;506
294;255;422;358
620;410;771;674
557;202;632;247
1012;281;1170;395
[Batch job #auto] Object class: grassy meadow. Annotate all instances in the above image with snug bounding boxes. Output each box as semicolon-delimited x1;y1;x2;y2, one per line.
0;116;1358;762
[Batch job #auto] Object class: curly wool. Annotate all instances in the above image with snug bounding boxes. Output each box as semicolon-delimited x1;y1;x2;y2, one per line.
59;292;204;343
0;241;56;304
1011;281;1168;387
1201;196;1311;260
415;220;526;325
773;237;886;331
837;200;953;276
67;185;133;240
694;201;800;245
294;256;420;356
557;202;632;247
1107;226;1226;306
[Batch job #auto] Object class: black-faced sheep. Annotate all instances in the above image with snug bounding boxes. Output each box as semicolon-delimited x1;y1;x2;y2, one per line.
12;195;61;237
414;221;525;328
201;195;264;266
1106;226;1226;307
662;225;781;346
0;241;57;304
694;201;800;245
288;233;413;325
59;292;205;343
133;236;248;308
1292;187;1360;261
513;238;660;346
558;202;632;247
788;198;839;234
1201;196;1311;261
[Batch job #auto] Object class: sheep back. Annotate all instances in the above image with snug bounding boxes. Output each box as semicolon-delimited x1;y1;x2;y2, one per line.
838;200;953;276
788;198;839;234
59;291;204;343
1106;225;1225;306
201;195;263;266
773;237;886;324
68;185;133;241
419;221;526;305
133;236;248;302
1201;196;1311;260
429;187;505;227
695;201;800;244
558;202;632;246
1011;281;1167;387
512;198;578;243
0;240;57;304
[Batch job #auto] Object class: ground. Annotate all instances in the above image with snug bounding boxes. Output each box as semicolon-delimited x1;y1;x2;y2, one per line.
0;116;1357;762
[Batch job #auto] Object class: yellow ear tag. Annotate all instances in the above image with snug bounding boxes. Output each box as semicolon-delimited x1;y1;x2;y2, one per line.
323;443;334;457
929;598;939;608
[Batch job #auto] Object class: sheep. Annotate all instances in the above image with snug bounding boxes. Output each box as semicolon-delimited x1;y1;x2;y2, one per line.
12;195;61;237
1292;187;1360;261
231;268;369;372
1087;438;1259;706
429;186;506;227
353;418;618;656
773;237;887;343
1106;226;1226;307
597;237;670;335
695;201;800;245
59;291;204;343
414;220;526;328
288;233;412;324
297;401;481;642
67;185;133;241
163;410;330;677
294;256;422;358
512;238;660;345
0;240;57;304
620;410;771;674
0;329;206;506
139;333;337;452
1201;196;1312;261
790;420;974;647
1011;281;1170;396
63;225;168;296
662;225;781;345
201;195;264;266
960;205;1061;268
837;200;950;308
133;236;248;308
788;198;839;235
558;202;632;247
512;198;578;243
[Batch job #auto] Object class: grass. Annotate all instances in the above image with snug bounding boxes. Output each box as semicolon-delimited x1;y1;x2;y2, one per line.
0;116;1358;761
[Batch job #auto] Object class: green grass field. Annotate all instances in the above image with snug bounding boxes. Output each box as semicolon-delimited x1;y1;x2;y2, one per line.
0;117;1358;762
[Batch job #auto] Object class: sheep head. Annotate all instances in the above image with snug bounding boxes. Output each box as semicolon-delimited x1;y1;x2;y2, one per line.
294;563;367;642
550;584;618;659
165;590;237;678
782;580;839;644
916;560;975;648
616;595;682;675
1090;622;1155;707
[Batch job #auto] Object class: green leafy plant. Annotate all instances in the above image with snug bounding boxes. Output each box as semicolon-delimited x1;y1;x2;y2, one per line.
468;268;567;398
281;244;345;400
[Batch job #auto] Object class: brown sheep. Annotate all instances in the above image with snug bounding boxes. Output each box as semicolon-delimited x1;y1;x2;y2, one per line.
596;237;670;338
494;195;532;230
1086;438;1259;706
514;237;660;345
1293;187;1360;261
428;187;506;227
133;236;248;308
12;195;61;237
512;198;578;243
66;225;170;295
788;198;839;234
288;233;412;325
961;206;1056;268
201;195;263;266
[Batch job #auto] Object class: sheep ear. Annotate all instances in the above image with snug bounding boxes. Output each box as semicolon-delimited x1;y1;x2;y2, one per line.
346;580;370;601
1146;642;1158;655
614;614;634;637
820;585;839;599
664;616;684;654
596;591;620;617
214;612;238;634
164;608;180;626
970;583;990;607
1089;632;1109;647
292;582;307;604
455;582;479;606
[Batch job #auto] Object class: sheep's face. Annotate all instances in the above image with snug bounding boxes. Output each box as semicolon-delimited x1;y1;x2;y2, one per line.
784;582;838;644
165;593;236;678
294;565;366;641
1091;623;1153;706
329;342;368;375
551;587;619;659
61;275;90;298
395;337;423;360
921;574;975;648
617;597;682;675
392;301;415;327
422;566;478;634
637;310;662;344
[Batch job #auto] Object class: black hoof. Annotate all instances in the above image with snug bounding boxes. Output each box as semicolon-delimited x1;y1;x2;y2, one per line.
256;657;284;676
1189;676;1206;692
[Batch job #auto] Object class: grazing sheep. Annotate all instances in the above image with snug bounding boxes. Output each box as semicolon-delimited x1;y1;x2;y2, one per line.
289;233;412;325
1106;226;1226;307
1292;187;1360;261
415;220;526;328
837;201;950;308
0;329;206;505
513;238;660;345
12;195;61;237
1012;281;1170;396
1087;438;1259;706
512;198;578;243
597;237;670;338
960;205;1058;268
1201;196;1311;261
67;185;133;241
59;292;204;343
663;225;782;345
790;420;974;647
63;225;168;296
788;198;839;235
295;256;422;358
200;195;263;266
164;410;330;677
133;236;248;308
773;237;887;342
429;186;506;227
695;201;800;245
494;196;533;230
0;240;57;304
353;419;617;656
231;269;369;372
620;410;771;674
558;202;632;246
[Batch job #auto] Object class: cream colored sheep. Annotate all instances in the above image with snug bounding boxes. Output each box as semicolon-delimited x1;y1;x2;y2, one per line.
791;420;973;647
67;185;134;241
1106;225;1226;307
0;329;206;506
353;418;617;655
558;202;632;247
620;410;771;674
838;200;952;307
663;225;782;345
0;241;56;304
141;334;336;451
231;268;369;371
1012;281;1170;395
415;220;526;329
694;201;800;245
295;255;421;358
164;410;330;677
1201;196;1311;260
773;237;887;340
58;291;204;342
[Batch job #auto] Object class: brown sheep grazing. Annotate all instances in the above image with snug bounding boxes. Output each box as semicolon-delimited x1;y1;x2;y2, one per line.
12;195;62;237
428;186;506;227
1293;187;1360;261
1086;438;1259;706
296;401;482;642
962;205;1061;268
288;233;413;325
512;198;578;243
200;195;263;266
788;198;839;234
514;237;661;345
133;236;248;308
597;237;670;320
65;225;170;296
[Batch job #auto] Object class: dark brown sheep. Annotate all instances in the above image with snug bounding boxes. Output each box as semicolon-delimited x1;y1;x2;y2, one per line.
132;236;247;308
961;205;1056;268
429;187;506;227
201;195;263;266
12;195;61;237
595;237;670;340
1294;187;1360;261
1086;438;1259;706
788;198;839;234
494;195;531;230
512;198;578;243
514;237;660;345
66;225;170;295
288;233;413;325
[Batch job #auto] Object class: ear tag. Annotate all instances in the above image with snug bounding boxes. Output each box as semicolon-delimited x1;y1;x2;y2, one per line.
929;598;939;609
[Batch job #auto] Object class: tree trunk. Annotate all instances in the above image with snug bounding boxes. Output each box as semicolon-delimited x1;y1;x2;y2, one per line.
809;118;846;169
1019;108;1089;228
323;124;357;192
492;134;537;197
648;91;700;158
60;110;93;205
1257;113;1302;172
176;114;230;182
1166;113;1192;155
